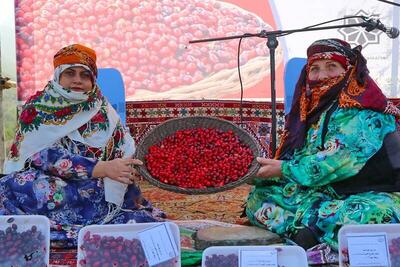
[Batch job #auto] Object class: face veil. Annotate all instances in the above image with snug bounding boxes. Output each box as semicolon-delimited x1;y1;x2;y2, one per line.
275;38;400;160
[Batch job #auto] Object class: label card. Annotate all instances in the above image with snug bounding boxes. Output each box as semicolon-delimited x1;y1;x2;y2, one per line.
347;232;390;267
239;249;278;267
138;224;178;266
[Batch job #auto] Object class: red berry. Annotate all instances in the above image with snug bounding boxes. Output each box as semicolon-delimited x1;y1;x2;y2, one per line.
145;128;254;189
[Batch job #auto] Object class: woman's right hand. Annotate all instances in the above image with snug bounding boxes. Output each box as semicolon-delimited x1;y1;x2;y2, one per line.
256;157;282;179
92;158;143;184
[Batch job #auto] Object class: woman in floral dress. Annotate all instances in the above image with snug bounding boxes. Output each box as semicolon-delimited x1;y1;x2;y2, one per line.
245;38;400;252
1;44;164;247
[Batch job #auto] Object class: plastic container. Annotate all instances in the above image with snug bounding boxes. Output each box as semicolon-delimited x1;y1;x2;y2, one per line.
339;224;400;267
77;222;180;267
201;245;308;267
0;215;50;266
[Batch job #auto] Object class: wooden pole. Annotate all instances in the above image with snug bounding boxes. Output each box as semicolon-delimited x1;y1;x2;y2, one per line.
0;77;16;174
0;44;4;173
0;45;13;173
0;99;3;173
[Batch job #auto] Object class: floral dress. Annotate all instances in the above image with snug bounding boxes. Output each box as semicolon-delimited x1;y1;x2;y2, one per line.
0;124;165;248
245;107;400;250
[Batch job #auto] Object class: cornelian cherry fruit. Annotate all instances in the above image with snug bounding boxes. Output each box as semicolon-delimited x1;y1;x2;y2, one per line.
145;128;253;189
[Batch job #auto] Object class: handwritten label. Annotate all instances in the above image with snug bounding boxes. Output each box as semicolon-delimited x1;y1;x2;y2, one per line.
138;223;178;267
347;233;390;267
239;249;278;267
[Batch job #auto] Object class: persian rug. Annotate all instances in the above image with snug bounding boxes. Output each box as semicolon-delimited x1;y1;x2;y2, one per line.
127;100;286;224
49;248;77;266
126;99;286;158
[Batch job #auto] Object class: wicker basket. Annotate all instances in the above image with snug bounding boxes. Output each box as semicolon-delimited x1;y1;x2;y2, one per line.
135;116;262;194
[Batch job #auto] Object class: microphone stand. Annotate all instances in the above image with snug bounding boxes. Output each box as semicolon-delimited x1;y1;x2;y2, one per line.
189;19;380;157
377;0;400;7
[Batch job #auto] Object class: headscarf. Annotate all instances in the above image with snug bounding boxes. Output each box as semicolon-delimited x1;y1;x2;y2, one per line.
53;43;98;78
276;38;400;160
4;44;134;174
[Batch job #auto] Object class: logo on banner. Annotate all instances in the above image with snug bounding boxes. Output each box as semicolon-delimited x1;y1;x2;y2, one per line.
338;10;383;48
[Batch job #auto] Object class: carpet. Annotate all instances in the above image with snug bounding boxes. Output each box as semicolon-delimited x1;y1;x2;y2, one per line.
126;99;286;158
127;100;286;224
50;248;77;266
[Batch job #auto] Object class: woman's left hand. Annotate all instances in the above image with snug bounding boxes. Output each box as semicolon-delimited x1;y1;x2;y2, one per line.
256;157;282;179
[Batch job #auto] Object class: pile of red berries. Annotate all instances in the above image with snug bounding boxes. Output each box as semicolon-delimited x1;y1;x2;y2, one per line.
145;128;254;189
79;231;177;267
0;223;47;266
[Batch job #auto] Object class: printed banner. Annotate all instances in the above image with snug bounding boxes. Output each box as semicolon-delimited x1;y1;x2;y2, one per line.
13;0;400;101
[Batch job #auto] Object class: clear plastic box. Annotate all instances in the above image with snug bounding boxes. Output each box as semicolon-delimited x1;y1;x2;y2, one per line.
77;221;181;267
201;245;308;267
338;224;400;267
0;215;50;266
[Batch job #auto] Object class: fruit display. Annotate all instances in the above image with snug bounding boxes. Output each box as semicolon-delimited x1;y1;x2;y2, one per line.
0;216;49;266
14;0;281;101
204;253;238;267
78;223;180;267
338;225;400;267
204;252;292;267
340;237;400;267
79;231;178;267
201;246;308;267
145;128;254;189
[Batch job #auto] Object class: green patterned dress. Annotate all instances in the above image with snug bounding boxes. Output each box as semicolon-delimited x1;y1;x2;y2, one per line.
245;107;400;250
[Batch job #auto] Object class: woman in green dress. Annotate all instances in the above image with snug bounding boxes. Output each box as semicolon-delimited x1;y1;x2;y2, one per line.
245;38;400;251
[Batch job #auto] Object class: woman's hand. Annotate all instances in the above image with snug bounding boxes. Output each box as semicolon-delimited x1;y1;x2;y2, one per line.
92;158;143;184
256;157;282;179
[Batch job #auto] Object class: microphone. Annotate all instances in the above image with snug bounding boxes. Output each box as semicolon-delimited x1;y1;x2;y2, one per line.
362;16;400;39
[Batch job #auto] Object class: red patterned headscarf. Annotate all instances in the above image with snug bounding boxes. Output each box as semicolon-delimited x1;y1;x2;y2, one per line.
276;38;400;160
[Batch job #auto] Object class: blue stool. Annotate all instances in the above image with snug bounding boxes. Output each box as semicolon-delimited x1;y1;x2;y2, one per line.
284;58;307;114
97;68;127;125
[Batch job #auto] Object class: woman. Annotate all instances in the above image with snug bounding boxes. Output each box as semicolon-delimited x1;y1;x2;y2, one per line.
0;44;164;247
245;38;400;251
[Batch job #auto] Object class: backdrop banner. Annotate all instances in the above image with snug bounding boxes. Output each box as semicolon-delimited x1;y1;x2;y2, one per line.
13;0;399;101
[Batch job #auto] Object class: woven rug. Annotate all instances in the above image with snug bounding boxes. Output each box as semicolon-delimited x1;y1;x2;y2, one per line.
50;248;77;266
126;99;286;158
127;99;286;224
